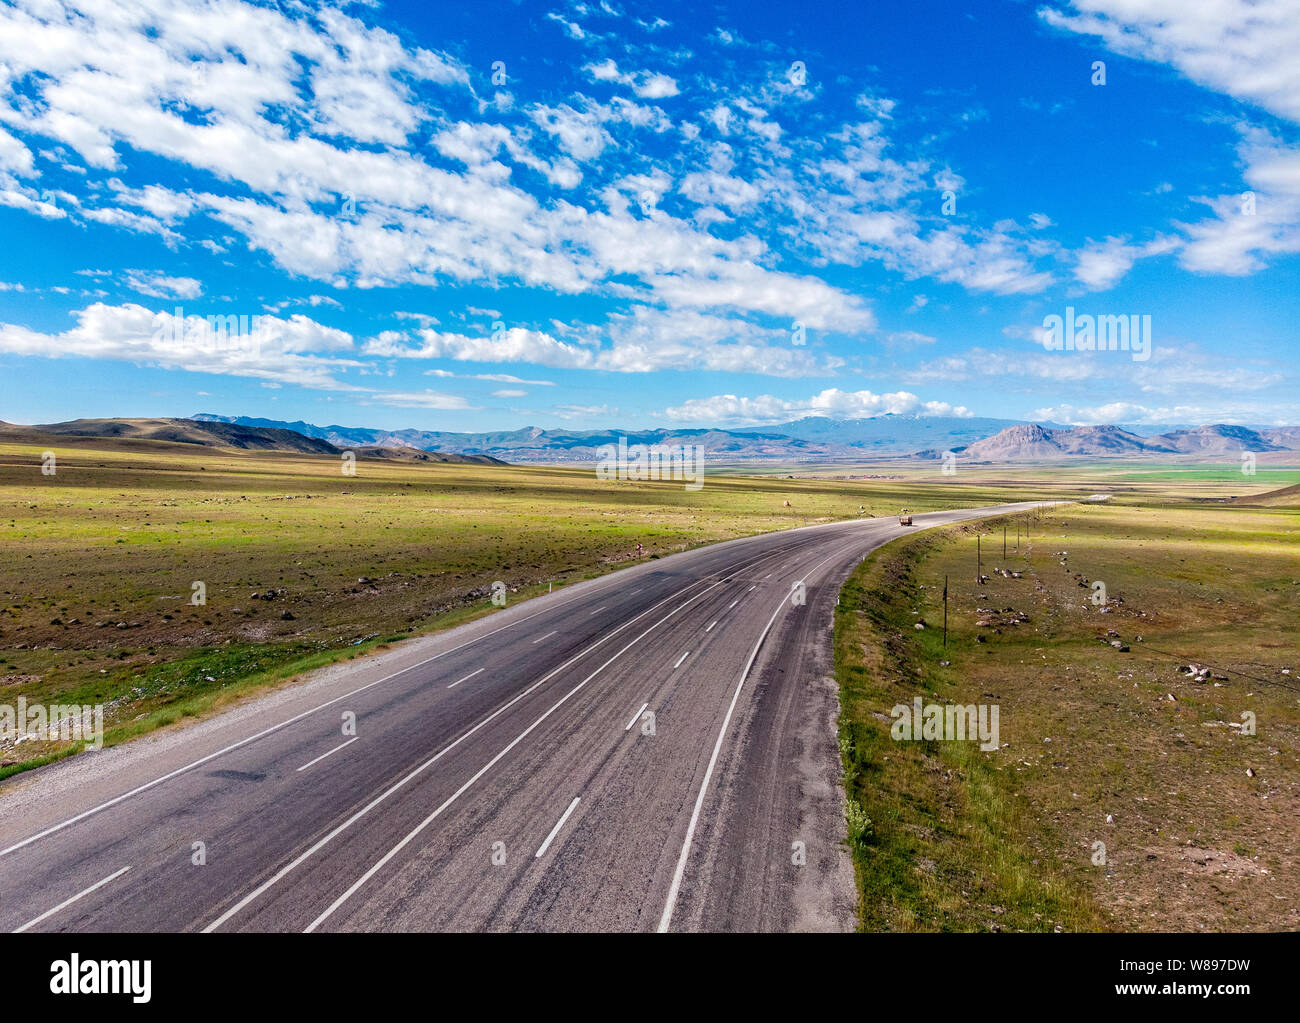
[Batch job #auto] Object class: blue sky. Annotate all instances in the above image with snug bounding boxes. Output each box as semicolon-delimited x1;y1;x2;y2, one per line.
0;0;1296;433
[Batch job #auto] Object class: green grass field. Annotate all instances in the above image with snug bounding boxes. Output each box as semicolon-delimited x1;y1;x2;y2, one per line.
834;487;1300;931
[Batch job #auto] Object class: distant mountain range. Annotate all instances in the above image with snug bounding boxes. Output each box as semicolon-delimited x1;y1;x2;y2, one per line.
194;412;1298;464
0;418;508;464
963;423;1295;461
5;413;1293;465
192;413;1044;462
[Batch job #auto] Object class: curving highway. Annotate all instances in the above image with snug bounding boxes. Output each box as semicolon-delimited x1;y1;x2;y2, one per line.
0;501;1051;933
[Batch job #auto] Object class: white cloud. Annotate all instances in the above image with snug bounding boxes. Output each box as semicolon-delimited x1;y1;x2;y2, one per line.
1040;0;1300;124
1032;400;1297;426
530;103;609;161
0;302;360;390
649;265;875;332
124;269;202;300
367;327;597;369
884;330;937;348
546;12;588;41
0;126;34;175
583;59;679;99
1178;128;1300;274
369;390;475;410
1073;235;1177;290
424;369;555;386
1040;5;1300;282
903;348;1105;384
107;179;194;222
662;388;972;425
553;403;610;419
365;306;842;378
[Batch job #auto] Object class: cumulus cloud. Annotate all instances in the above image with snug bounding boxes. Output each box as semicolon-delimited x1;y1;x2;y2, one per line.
1073;235;1177;290
0;302;360;389
583;59;680;99
1177;128;1300;274
368;326;597;369
1031;400;1299;426
124;269;202;300
368;390;476;410
662;388;972;425
365;305;843;378
1040;0;1300;124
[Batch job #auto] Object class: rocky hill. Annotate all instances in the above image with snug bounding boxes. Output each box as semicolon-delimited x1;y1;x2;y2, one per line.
963;423;1287;461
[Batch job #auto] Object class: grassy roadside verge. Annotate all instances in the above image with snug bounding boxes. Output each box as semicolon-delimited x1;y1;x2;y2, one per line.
834;494;1300;932
834;517;1109;932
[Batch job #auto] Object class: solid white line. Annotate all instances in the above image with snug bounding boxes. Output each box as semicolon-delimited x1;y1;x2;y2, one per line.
624;703;648;732
447;667;485;689
533;630;557;644
673;651;690;669
14;866;131;933
535;797;581;858
705;620;717;632
301;575;732;933
295;737;358;773
657;543;849;934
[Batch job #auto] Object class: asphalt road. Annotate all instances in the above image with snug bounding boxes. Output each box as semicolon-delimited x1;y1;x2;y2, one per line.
0;501;1050;933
